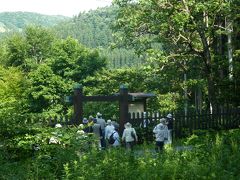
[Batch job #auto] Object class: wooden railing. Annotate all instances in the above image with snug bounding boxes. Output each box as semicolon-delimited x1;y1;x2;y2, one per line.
129;108;240;138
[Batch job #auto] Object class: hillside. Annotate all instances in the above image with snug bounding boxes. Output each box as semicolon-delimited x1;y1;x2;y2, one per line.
0;8;143;68
0;11;69;33
54;7;143;68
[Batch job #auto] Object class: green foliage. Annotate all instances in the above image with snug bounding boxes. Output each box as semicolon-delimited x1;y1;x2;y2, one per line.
156;93;180;112
25;26;56;63
26;64;68;114
0;11;69;34
84;67;183;112
54;6;142;68
0;65;28;123
0;26;107;116
4;33;28;67
3;26;56;70
0;124;97;179
113;0;240;107
1;128;240;179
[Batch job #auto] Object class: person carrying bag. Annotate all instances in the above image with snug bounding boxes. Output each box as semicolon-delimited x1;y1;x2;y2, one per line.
122;122;138;151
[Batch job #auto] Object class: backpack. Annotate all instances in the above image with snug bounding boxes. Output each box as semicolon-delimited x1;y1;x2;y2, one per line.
131;130;136;141
108;132;116;144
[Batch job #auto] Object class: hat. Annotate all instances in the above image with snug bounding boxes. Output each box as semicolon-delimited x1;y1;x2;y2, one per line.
82;118;88;124
96;112;102;117
160;118;166;123
93;118;97;123
89;115;93;120
166;114;172;118
125;122;132;128
107;119;112;125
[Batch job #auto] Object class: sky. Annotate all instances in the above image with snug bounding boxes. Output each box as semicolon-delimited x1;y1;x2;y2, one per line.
0;0;112;17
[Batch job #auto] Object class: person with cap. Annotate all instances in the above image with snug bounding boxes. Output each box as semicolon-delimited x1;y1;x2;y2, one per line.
105;119;115;146
92;118;103;149
82;118;93;133
96;112;106;148
122;122;138;151
111;126;121;147
153;118;169;153
166;113;173;144
88;115;94;124
111;115;120;130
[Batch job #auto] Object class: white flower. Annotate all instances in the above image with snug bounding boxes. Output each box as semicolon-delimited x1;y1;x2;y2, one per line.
55;124;62;128
77;130;85;135
33;144;40;151
49;137;59;144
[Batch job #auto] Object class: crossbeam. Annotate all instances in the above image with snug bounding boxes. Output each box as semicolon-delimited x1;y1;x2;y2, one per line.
83;95;120;102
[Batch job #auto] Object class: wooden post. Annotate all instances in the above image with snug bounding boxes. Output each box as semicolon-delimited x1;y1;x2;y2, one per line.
119;84;129;134
143;99;147;112
73;84;83;125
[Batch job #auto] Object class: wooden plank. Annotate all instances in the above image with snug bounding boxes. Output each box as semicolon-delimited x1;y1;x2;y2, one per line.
83;95;120;102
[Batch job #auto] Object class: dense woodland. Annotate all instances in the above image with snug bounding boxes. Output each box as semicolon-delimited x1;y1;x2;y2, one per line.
54;7;143;68
0;1;240;179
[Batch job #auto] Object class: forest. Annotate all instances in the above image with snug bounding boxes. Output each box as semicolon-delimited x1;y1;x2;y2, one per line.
0;0;240;179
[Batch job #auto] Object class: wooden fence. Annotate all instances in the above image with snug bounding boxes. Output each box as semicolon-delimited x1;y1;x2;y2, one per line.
129;107;240;138
24;107;240;139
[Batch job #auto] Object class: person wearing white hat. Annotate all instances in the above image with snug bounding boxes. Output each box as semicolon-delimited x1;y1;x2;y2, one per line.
105;119;115;146
122;122;138;150
153;118;168;153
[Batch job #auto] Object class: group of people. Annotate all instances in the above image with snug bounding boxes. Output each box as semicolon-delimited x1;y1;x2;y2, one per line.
80;112;173;152
81;112;118;149
81;112;138;150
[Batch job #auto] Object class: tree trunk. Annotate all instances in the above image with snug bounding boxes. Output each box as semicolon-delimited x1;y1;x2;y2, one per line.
226;17;233;80
198;29;217;112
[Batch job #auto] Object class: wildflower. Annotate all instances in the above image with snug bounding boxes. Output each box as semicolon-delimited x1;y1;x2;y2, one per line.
55;123;62;128
32;144;40;151
77;130;85;135
49;137;60;144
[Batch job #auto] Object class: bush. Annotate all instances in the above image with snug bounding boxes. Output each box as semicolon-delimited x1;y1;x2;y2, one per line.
1;126;240;179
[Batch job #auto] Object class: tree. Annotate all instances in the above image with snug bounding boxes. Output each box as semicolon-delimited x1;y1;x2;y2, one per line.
3;26;56;71
49;37;107;82
26;63;71;114
25;26;56;64
5;33;28;67
113;0;240;109
0;65;28;123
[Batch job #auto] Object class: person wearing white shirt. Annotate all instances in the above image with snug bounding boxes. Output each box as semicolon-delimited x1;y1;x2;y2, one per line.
122;122;138;150
112;128;121;147
153;118;168;152
105;120;115;145
96;112;106;148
